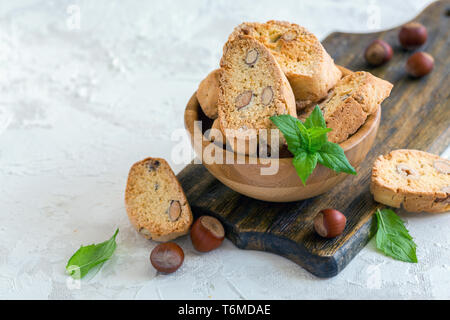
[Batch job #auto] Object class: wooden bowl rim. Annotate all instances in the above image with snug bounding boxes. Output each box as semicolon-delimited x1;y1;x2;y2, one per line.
185;92;381;166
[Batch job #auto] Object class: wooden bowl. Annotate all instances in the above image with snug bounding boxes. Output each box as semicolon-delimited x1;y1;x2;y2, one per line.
184;93;381;202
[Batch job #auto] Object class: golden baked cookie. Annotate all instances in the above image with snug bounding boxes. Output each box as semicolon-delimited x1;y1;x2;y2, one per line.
371;149;450;213
197;69;221;119
299;71;393;143
228;20;341;105
125;158;193;241
218;35;296;155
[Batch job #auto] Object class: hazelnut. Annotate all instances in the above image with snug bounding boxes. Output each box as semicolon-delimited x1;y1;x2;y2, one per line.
434;160;450;174
245;49;259;66
314;209;346;238
399;22;427;49
364;39;393;66
150;242;184;274
235;90;253;110
261;86;274;105
168;200;181;221
190;216;225;252
405;52;434;77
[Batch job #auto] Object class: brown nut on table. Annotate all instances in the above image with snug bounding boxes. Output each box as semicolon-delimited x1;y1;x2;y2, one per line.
406;52;434;77
399;22;427;49
190;216;225;252
314;209;346;238
150;242;184;274
364;39;393;66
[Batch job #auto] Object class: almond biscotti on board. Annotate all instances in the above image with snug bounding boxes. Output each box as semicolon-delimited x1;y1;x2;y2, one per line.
218;35;296;154
229;20;342;106
125;158;193;241
371;149;450;213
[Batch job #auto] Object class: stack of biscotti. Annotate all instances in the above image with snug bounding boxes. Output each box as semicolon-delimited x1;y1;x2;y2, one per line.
371;150;450;213
196;20;393;152
197;20;342;118
299;71;393;143
228;21;342;106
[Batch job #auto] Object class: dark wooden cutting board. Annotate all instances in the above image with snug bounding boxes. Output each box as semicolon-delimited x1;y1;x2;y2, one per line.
177;0;450;278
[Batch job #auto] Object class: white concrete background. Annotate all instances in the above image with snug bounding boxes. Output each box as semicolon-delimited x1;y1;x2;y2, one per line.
1;0;448;300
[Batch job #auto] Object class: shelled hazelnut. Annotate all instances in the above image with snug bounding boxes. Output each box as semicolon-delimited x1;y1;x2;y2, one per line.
190;216;225;252
399;22;428;49
405;52;434;77
150;242;184;274
314;209;347;238
364;39;393;66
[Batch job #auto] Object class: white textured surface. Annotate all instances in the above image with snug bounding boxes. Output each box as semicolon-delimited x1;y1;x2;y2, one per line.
1;0;448;300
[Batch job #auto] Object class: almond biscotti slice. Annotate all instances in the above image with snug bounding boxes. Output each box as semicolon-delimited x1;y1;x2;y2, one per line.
371;150;450;213
125;158;193;241
228;21;341;105
197;69;221;119
299;71;393;143
218;35;296;154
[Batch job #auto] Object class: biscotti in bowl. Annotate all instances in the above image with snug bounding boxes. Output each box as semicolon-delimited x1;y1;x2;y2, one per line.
228;20;342;106
187;20;393;202
185;92;381;202
218;35;296;155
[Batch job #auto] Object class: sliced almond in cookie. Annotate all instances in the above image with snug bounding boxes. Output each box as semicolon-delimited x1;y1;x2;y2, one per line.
168;200;181;222
261;86;274;105
434;160;450;174
396;164;419;178
442;186;450;193
235;90;253;109
245;48;259;66
282;30;297;41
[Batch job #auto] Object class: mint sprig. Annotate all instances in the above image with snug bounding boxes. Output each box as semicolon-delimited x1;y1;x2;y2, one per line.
270;106;356;185
375;209;418;263
66;228;119;279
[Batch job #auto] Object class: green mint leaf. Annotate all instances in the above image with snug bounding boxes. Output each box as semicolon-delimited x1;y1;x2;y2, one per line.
270;115;303;154
293;150;318;185
308;127;333;152
271;109;356;184
296;121;310;150
317;141;357;175
304;105;326;129
375;209;418;263
66;228;119;279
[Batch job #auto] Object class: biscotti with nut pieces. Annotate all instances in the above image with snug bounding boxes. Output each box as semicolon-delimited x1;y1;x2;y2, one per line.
218;35;296;154
299;71;393;144
371;149;450;213
125;157;193;241
228;20;341;105
197;69;221;119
